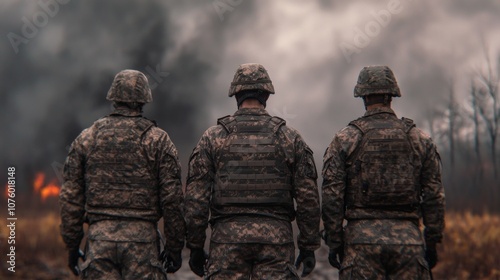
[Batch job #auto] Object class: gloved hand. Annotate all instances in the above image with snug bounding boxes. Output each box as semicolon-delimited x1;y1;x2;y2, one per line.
295;250;315;277
160;249;182;273
189;248;207;277
68;248;85;276
425;243;438;269
328;245;343;269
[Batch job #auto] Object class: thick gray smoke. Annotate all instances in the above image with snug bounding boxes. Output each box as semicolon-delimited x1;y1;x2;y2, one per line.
0;0;257;189
1;0;500;193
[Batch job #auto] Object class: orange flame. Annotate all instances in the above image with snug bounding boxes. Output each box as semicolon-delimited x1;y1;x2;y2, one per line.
33;172;45;193
41;182;60;201
32;172;61;201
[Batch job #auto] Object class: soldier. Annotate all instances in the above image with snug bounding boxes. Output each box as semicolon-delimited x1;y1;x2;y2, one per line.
322;65;445;279
60;69;185;279
185;63;321;279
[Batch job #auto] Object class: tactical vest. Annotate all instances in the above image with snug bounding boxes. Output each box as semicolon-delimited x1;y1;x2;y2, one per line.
346;116;420;209
213;115;294;210
84;115;159;219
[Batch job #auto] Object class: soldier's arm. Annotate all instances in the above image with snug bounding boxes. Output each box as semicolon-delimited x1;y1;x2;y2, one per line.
321;133;348;250
59;132;88;250
185;130;215;249
420;136;445;245
157;133;186;252
293;134;321;252
322;127;361;249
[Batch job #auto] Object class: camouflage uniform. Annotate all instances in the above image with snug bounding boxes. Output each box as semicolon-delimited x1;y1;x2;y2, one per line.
185;64;320;279
60;70;185;280
322;66;445;280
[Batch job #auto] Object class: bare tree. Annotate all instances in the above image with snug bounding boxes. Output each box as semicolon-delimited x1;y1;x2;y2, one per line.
470;81;483;180
475;39;499;178
447;80;458;171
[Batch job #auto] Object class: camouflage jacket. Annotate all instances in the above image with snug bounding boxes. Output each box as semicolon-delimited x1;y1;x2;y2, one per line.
322;107;445;247
185;108;320;251
59;108;185;251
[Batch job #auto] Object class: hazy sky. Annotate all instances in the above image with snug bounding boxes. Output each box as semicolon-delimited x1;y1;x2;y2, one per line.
1;0;499;188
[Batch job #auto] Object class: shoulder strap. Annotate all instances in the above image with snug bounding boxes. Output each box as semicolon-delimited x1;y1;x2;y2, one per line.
401;117;416;134
348;118;368;135
217;115;237;133
269;116;286;134
142;116;158;127
346;119;366;164
134;118;156;137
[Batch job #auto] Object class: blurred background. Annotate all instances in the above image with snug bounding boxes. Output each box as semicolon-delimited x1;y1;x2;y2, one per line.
0;0;499;279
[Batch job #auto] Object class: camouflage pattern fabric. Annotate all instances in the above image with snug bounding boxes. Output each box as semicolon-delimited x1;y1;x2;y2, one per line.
206;242;299;280
60;107;185;254
84;114;159;220
87;220;158;242
210;216;294;244
185;108;320;272
228;63;275;96
80;239;165;280
340;244;430;280
106;69;153;103
344;219;423;245
346;114;419;208
354;65;401;97
212;114;293;208
322;107;445;273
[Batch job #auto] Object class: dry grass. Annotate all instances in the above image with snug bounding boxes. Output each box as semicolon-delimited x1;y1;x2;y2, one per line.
433;212;500;280
0;212;70;279
0;208;499;279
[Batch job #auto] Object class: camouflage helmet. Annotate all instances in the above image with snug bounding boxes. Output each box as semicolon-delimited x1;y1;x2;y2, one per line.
228;63;275;97
354;65;401;98
106;69;152;103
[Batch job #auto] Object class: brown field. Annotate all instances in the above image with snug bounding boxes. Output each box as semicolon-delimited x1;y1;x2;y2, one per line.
434;212;500;280
1;208;499;280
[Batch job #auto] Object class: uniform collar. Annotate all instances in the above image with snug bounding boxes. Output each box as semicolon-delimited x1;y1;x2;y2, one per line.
111;108;142;117
234;108;270;116
364;106;396;117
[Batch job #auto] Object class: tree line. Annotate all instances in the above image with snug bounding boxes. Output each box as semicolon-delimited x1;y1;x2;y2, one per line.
425;44;499;212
